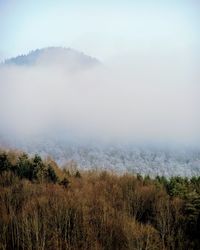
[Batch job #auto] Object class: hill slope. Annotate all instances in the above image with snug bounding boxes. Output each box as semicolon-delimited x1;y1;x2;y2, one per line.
3;47;100;70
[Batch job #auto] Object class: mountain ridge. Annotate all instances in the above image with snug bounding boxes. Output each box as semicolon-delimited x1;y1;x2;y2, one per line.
2;47;100;69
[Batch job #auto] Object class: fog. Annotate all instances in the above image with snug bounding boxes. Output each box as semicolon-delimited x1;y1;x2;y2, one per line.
0;49;199;146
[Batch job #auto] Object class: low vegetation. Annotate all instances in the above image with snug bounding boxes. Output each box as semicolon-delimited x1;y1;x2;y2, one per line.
0;150;200;250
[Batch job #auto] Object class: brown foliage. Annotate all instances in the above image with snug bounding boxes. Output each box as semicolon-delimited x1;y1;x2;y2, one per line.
0;159;197;250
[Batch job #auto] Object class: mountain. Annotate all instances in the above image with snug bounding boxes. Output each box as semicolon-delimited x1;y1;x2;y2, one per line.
3;47;100;70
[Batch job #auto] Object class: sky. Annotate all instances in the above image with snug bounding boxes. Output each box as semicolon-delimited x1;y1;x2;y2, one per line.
0;0;199;146
0;0;199;61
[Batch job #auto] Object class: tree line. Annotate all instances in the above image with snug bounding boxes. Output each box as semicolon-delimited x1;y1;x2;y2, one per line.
0;149;200;250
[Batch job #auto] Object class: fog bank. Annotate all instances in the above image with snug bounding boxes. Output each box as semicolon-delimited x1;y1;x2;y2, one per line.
0;48;199;146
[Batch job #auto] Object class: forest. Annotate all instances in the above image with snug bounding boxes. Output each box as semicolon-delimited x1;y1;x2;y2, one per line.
0;149;200;250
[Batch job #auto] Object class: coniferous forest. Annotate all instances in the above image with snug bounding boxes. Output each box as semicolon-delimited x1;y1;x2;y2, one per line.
0;150;200;250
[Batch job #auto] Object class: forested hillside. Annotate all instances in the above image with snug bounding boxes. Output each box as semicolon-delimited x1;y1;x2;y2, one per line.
2;136;200;177
0;150;200;250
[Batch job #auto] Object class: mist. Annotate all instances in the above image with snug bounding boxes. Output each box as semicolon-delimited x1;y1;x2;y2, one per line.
0;48;199;147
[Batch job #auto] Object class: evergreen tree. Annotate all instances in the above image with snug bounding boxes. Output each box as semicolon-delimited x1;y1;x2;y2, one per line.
47;165;58;183
16;153;33;180
32;154;46;182
0;152;10;173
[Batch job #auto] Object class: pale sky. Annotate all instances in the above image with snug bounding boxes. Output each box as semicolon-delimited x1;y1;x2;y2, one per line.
0;0;199;61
